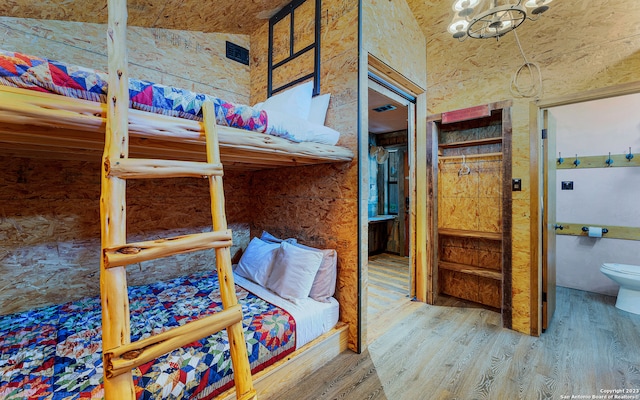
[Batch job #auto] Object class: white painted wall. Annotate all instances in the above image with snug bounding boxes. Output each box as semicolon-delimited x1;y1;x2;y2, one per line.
552;93;640;296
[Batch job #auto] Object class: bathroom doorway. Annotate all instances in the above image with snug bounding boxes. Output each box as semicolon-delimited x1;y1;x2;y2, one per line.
535;82;640;332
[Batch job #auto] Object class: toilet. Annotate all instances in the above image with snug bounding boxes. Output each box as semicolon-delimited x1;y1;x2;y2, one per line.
600;263;640;315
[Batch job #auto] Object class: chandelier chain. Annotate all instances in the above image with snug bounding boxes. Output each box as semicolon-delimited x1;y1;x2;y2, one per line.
510;29;543;98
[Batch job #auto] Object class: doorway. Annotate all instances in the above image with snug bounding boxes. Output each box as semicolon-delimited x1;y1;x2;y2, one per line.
357;53;428;350
534;81;640;333
366;82;412;343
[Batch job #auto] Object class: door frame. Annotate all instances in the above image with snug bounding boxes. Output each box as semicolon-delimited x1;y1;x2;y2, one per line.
357;52;427;349
530;80;640;335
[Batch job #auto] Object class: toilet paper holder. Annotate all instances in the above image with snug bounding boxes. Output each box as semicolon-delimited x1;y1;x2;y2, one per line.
582;226;608;234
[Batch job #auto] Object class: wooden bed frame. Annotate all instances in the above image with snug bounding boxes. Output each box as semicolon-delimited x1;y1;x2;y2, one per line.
0;0;352;397
0;85;353;169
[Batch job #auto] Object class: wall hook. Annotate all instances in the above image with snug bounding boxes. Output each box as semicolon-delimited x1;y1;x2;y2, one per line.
573;154;580;167
626;147;634;161
458;154;471;176
557;152;564;165
605;152;614;166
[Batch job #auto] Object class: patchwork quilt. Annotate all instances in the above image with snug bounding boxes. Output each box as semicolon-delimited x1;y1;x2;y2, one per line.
0;270;296;399
0;49;267;133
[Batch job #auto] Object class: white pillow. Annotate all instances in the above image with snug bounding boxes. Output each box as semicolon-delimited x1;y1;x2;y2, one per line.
260;230;297;244
266;109;340;145
308;93;331;125
235;237;279;287
266;241;323;301
291;242;338;303
262;81;314;120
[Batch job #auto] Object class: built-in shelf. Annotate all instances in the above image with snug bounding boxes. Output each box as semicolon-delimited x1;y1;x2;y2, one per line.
438;228;502;241
439;261;502;280
438;151;502;161
438;137;502;149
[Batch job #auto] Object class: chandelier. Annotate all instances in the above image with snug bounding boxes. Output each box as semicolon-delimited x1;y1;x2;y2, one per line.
448;0;552;40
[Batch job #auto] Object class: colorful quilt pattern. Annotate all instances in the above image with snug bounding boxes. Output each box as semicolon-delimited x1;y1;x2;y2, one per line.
0;49;267;133
0;270;296;399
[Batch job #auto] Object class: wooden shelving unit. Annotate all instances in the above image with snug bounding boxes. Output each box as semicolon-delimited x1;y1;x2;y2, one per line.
429;101;512;315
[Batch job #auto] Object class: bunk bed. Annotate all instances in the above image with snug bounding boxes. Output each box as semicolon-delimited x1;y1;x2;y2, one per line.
0;49;353;169
0;266;340;399
0;0;352;398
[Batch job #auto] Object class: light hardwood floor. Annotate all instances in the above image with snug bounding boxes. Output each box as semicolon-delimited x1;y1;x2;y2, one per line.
367;253;412;343
275;254;640;400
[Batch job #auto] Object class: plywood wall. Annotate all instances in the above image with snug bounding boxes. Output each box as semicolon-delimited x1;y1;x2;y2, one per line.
250;0;360;350
362;0;427;90
438;156;502;233
410;0;640;334
0;157;253;315
0;18;257;314
0;17;251;104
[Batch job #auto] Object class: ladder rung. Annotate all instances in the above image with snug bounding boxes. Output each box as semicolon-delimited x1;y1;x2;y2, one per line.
104;230;232;268
104;303;243;378
107;158;223;179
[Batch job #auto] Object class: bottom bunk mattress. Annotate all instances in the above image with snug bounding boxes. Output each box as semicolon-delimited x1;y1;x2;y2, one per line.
0;269;339;399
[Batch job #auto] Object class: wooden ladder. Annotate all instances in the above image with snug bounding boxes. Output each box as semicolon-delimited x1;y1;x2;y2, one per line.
101;4;256;398
100;99;257;400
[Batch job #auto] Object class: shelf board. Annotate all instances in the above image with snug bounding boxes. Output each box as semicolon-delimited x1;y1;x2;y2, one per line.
438;137;502;149
438;152;502;161
438;228;502;240
439;261;502;280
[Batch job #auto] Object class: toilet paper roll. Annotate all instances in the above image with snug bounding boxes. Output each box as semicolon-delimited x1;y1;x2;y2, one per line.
588;226;603;238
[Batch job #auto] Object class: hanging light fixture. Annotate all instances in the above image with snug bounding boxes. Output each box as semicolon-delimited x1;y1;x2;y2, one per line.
448;0;552;40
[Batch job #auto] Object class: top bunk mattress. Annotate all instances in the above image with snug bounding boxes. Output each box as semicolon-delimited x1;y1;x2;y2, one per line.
0;49;353;169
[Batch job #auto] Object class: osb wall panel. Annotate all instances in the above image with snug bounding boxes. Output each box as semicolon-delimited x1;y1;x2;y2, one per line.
440;236;501;271
0;0;290;36
363;0;426;90
0;157;252;315
250;0;359;350
0;17;251;104
438;156;502;233
439;270;501;309
410;0;640;334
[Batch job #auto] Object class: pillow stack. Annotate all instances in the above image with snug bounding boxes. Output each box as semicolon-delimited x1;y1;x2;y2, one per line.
252;81;338;145
235;231;338;303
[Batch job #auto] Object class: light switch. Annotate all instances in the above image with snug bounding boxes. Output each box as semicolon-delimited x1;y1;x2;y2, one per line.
561;181;573;190
512;178;522;191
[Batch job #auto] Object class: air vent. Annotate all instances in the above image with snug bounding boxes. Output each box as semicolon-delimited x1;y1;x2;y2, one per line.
226;41;249;66
373;104;397;112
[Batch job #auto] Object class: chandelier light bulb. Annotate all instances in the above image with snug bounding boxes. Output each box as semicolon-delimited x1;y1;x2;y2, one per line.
448;19;469;39
525;0;552;15
449;0;551;40
453;0;480;16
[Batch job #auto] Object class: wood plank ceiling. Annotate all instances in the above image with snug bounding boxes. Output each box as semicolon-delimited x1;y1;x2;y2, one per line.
0;0;292;34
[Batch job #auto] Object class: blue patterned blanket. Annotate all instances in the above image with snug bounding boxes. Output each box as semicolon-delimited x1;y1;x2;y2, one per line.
0;270;296;399
0;49;268;134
